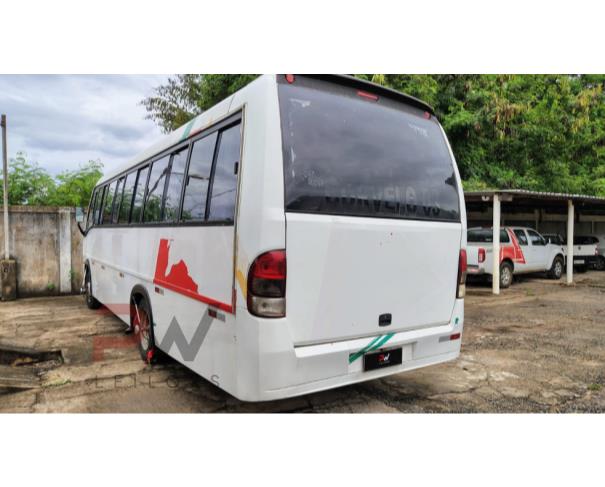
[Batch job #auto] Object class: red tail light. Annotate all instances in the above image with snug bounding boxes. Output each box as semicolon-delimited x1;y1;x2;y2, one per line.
478;247;486;263
247;250;286;318
285;74;295;84
457;249;467;299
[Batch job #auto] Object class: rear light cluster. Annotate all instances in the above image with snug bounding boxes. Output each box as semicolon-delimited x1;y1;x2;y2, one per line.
247;250;286;318
478;247;486;263
457;249;467;299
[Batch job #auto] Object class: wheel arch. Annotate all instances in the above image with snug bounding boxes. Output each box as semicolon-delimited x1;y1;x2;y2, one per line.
130;284;152;308
501;258;514;271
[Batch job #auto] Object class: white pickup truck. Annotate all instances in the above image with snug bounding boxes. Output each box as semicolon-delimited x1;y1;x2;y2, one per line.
571;236;601;272
467;226;566;288
544;233;601;272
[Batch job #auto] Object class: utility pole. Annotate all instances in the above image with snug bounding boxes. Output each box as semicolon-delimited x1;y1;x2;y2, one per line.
2;114;9;260
1;114;17;300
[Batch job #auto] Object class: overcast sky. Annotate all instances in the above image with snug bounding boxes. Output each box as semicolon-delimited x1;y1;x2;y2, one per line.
0;75;169;177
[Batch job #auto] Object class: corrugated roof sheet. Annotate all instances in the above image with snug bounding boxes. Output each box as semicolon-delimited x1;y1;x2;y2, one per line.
465;189;605;204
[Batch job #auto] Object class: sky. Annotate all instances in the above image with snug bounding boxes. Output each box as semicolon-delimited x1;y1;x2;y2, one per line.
0;75;170;177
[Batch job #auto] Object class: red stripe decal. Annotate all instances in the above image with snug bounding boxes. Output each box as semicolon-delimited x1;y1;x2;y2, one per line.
153;278;233;313
508;229;526;264
153;238;234;314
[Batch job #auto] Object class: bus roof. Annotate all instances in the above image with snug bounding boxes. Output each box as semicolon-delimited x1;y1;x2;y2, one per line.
305;74;435;114
97;74;435;186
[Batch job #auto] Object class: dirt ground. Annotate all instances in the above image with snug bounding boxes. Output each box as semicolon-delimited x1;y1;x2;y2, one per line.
1;271;604;413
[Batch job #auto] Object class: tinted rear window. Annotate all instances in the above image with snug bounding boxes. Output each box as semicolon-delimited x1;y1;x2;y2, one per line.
574;236;598;245
277;77;460;222
467;228;510;243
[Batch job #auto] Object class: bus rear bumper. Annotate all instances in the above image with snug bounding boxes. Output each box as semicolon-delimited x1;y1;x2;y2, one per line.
236;299;465;402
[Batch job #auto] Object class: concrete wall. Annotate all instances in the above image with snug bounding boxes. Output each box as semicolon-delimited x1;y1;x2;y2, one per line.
0;206;84;298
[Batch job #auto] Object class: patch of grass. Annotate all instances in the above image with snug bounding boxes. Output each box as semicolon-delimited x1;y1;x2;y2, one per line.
587;383;602;392
46;282;56;291
43;378;71;388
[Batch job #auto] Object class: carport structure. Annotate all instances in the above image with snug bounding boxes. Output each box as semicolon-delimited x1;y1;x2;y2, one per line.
465;190;605;294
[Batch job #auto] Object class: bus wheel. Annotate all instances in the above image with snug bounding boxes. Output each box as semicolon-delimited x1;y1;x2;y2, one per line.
500;262;513;289
84;267;101;310
548;256;564;280
132;296;157;364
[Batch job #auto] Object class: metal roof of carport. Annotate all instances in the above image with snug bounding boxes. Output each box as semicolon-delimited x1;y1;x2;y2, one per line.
465;189;605;204
465;189;605;211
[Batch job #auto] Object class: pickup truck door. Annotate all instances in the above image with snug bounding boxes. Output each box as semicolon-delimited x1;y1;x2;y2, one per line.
512;229;531;272
526;229;549;270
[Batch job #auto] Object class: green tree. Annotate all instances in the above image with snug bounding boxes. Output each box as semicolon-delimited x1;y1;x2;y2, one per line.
0;153;103;206
47;160;104;207
142;74;605;196
142;74;258;133
0;152;56;205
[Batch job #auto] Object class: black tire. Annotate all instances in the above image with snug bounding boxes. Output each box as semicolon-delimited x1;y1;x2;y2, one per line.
132;295;157;364
596;256;605;271
548;256;564;280
499;262;513;289
84;267;101;310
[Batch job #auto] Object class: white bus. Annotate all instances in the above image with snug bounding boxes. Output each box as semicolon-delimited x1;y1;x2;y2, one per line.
81;74;467;402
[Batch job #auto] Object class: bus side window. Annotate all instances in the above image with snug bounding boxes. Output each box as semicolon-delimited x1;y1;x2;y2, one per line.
86;190;98;229
144;156;170;223
131;165;150;223
182;132;218;221
163;146;189;222
118;172;136;224
94;186;105;225
102;180;118;225
112;177;125;224
208;123;241;222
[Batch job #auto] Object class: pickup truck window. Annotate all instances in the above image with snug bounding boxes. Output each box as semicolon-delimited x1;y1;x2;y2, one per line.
574;236;598;245
513;229;528;246
468;228;510;243
527;229;546;246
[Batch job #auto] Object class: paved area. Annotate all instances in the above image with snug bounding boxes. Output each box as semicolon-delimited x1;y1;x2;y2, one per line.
1;272;604;413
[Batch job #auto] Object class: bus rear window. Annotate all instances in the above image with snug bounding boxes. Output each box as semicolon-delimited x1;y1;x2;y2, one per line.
277;78;460;222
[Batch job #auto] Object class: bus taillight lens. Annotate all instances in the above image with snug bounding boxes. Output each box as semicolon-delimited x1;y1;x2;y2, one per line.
247;250;286;318
457;249;467;299
478;247;486;263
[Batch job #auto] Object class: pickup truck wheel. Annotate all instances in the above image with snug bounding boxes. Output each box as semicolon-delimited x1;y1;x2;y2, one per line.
596;256;605;271
548;256;564;280
500;262;513;289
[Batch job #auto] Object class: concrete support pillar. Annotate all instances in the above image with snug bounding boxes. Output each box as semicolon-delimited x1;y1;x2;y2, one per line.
492;194;501;295
58;209;72;294
567;200;574;285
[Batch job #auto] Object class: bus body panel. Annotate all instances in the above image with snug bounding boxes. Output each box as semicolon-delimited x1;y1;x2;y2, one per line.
234;298;464;401
230;76;287;307
286;213;462;345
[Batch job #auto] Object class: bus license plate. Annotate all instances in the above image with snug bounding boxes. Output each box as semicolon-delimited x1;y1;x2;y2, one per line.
364;348;403;371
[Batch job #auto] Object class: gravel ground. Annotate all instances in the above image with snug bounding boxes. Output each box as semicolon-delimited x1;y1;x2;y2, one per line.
1;271;604;413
